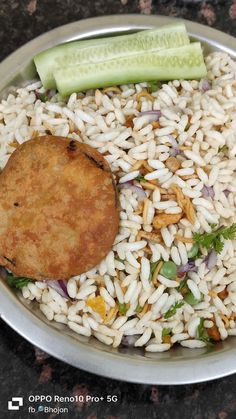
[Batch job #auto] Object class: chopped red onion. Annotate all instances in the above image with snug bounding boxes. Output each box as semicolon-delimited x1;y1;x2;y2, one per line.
177;261;197;275
121;335;139;347
169;148;179;157
119;180;133;186
119;182;147;201
202;80;212;92
223;189;230;198
204;249;217;270
168;135;180;157
35;89;56;101
177;271;186;279
48;89;56;98
202;185;215;199
139;110;161;122
35;90;41;100
47;280;69;299
58;279;70;298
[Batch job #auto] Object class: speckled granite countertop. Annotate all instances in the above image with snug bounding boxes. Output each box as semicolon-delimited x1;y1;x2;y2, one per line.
0;1;236;418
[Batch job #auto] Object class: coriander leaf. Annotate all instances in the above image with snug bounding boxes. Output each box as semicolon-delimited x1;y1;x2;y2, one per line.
149;260;160;280
200;336;214;346
197;318;214;347
191;250;202;260
115;257;124;264
209;223;218;230
177;278;188;292
147;81;160;93
218;145;228;154
164;301;184;319
135;303;142;313
118;303;128;316
197;317;205;338
214;236;224;253
135;175;146;182
221;223;236;240
6;272;33;289
150;261;160;274
193;231;215;251
39;93;49;102
193;223;236;254
162;327;171;336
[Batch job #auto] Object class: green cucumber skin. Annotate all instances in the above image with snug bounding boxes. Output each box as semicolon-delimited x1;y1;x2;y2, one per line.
53;43;207;96
34;23;189;89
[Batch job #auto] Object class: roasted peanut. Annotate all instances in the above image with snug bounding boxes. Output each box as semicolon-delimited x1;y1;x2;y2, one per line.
151;121;160;129
163;335;171;344
125;116;134;128
207;325;221;341
165;157;181;172
218;288;228;300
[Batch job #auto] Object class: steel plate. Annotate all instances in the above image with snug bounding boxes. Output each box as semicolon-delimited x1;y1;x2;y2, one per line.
0;14;235;384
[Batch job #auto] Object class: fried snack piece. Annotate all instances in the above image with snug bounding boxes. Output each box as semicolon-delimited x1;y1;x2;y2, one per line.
0;135;119;280
153;213;182;229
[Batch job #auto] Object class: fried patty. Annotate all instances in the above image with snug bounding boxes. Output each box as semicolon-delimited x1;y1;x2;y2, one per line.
0;135;119;280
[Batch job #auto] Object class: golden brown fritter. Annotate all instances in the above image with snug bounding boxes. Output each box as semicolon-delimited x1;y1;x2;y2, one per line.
0;135;119;280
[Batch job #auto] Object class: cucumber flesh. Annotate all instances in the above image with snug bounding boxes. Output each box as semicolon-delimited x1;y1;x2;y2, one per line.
34;23;189;89
53;42;207;96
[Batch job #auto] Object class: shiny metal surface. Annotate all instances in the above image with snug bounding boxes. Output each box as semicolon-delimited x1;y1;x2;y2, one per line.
0;15;235;384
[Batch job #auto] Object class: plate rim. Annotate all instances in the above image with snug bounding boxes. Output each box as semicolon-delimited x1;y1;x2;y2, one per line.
0;14;236;385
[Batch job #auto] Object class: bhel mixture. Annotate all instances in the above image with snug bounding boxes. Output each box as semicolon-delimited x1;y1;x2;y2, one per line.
1;51;236;351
